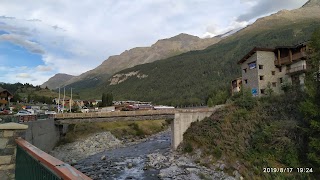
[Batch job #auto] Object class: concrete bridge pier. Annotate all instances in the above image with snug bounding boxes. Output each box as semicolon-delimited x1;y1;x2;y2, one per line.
171;106;223;150
171;111;213;149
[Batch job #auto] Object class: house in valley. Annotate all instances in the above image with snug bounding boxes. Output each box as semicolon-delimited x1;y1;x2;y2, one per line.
0;87;13;108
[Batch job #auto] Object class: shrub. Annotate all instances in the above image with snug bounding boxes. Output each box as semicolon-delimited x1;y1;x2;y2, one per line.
233;88;257;110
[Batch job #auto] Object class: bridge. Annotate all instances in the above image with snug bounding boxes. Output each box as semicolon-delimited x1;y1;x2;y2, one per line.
0;105;223;179
54;105;224;149
54;109;176;124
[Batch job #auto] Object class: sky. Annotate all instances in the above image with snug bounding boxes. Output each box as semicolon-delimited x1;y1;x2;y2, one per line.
0;0;308;85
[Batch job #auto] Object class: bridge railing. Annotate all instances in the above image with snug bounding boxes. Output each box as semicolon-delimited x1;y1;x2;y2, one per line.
15;138;91;180
54;107;221;119
55;110;176;119
0;114;55;124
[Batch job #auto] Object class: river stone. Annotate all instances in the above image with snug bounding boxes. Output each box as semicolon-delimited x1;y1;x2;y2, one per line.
127;163;133;169
219;164;226;170
101;155;106;160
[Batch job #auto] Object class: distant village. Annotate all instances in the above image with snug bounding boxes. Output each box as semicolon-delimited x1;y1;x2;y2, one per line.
0;85;174;117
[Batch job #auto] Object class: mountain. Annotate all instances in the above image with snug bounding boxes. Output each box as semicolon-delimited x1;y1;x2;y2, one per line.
41;73;74;89
82;3;320;105
303;0;320;7
60;33;221;88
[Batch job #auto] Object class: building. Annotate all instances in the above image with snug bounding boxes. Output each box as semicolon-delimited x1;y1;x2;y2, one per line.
231;78;242;95
235;42;309;96
0;87;13;108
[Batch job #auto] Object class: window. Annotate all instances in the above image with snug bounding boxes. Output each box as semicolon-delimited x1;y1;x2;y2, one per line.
272;71;275;75
260;76;264;80
245;79;248;84
260;89;265;94
243;68;247;73
248;61;256;69
259;65;263;69
272;82;277;87
279;67;282;72
280;78;283;83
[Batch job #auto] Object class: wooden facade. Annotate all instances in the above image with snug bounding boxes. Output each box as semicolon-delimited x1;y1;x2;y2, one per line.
0;87;13;105
274;43;308;67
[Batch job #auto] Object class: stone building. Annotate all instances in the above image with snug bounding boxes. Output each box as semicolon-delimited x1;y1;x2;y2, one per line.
233;42;309;96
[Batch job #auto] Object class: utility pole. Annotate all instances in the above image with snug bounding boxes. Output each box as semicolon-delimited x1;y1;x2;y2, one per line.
58;87;60;113
62;87;65;113
70;88;73;113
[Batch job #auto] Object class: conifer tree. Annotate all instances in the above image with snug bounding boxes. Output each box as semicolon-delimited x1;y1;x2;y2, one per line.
300;29;320;170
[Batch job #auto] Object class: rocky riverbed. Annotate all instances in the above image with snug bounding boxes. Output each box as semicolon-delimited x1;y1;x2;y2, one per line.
50;131;123;164
51;129;239;179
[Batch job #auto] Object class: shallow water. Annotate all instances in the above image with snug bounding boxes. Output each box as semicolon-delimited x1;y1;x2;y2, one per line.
74;131;171;180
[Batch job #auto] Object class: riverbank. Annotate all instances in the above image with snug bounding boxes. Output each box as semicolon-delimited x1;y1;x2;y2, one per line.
71;129;235;179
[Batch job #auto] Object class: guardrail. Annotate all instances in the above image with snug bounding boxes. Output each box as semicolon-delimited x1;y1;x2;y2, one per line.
54;108;217;119
15;138;91;180
0;114;55;124
286;65;307;74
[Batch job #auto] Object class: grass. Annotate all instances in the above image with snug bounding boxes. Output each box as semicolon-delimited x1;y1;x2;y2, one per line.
57;119;169;146
180;91;313;179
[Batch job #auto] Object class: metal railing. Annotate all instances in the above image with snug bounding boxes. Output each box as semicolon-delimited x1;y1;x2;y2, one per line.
0;115;19;124
15;138;91;180
0;114;55;124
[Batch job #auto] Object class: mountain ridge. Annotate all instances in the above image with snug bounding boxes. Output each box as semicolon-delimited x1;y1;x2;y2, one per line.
87;4;320;105
55;33;222;88
41;73;74;89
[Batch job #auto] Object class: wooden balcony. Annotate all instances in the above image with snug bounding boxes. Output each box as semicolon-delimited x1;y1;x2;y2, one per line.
286;65;308;75
274;52;307;66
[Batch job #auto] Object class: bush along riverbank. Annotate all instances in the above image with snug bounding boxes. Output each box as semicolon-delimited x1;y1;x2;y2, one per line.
180;88;317;179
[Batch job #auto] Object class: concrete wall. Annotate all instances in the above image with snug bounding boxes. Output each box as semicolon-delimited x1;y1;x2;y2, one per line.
24;119;60;152
171;108;220;149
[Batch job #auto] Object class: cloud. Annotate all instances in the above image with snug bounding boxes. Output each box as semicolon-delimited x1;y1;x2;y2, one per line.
0;66;56;85
237;0;308;22
36;65;53;72
16;73;31;79
0;34;45;54
203;20;249;37
0;0;309;85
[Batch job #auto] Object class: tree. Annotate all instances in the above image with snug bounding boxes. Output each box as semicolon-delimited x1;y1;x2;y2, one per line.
207;98;213;107
300;29;320;171
106;93;113;106
27;94;31;103
101;93;107;107
265;82;274;96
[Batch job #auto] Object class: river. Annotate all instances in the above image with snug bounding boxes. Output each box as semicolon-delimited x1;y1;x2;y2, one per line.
74;130;170;179
73;130;236;180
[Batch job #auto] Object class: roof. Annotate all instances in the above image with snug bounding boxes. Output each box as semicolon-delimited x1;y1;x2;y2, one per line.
238;42;309;65
0;87;13;96
238;47;274;64
275;41;308;49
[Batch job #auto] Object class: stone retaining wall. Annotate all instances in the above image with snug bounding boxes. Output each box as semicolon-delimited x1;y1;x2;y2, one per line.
0;123;28;180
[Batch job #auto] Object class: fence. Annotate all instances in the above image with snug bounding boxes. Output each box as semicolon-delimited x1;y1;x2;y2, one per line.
15;138;91;180
0;114;54;124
